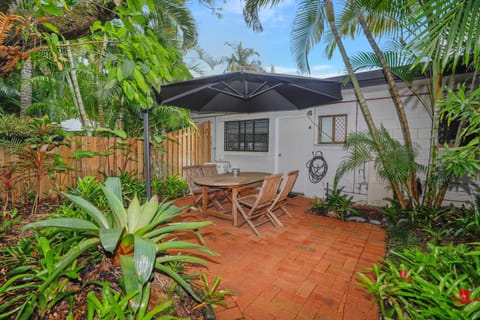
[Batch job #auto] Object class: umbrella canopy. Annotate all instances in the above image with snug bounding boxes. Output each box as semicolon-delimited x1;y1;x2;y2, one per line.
157;71;342;112
144;71;342;199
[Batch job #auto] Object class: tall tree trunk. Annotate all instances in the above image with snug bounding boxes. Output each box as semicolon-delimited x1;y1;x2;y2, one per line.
355;8;419;206
423;65;443;207
66;41;90;135
325;0;408;208
116;95;125;131
95;35;108;127
19;59;32;117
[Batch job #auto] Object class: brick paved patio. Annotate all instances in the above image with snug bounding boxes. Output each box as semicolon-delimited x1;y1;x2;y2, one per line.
173;196;386;320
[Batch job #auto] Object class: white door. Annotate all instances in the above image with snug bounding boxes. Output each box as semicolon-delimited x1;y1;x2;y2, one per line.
276;116;307;194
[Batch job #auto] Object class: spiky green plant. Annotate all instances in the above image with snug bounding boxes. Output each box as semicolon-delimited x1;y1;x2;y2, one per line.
23;177;215;315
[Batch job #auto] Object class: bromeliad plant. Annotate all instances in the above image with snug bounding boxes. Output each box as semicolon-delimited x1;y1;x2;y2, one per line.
358;243;480;319
22;177;216;316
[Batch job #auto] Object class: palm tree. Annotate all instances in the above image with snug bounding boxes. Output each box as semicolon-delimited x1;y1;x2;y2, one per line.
148;0;198;50
244;0;409;207
337;126;422;200
222;41;264;72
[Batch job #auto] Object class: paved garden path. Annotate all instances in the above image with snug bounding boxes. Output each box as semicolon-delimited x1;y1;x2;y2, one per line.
173;196;386;320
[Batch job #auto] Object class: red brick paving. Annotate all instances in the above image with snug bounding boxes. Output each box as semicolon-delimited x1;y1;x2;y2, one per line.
173;196;386;320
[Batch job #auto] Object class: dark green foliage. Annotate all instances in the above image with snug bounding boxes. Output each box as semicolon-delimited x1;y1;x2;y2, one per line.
153;174;188;201
0;176;224;318
359;243;480;319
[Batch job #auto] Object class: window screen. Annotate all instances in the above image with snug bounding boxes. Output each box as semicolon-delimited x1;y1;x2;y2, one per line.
225;119;269;152
318;114;347;144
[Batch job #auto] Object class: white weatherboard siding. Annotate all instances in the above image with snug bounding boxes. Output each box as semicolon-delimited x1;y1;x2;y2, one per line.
191;73;478;206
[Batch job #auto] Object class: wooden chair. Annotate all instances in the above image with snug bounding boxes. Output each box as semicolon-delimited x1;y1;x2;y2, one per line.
268;170;299;226
201;163;231;204
235;173;283;236
182;165;224;213
201;164;219;176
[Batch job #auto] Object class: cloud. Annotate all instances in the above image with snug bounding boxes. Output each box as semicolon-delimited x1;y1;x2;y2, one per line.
221;0;294;26
271;64;346;79
257;0;295;26
310;71;347;79
272;65;300;75
222;0;243;14
312;64;335;71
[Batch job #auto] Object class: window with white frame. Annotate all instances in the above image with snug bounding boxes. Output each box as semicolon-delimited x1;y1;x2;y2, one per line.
224;119;269;152
318;114;347;144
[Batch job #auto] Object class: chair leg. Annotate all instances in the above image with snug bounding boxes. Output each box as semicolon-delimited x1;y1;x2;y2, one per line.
267;208;284;227
236;203;261;237
279;203;293;218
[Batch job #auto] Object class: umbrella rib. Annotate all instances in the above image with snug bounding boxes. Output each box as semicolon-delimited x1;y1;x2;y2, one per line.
161;83;215;104
288;83;342;100
248;83;282;99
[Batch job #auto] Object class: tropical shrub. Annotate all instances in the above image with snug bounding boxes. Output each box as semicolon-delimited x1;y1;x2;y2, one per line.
0;114;33;142
0;177;218;318
116;169;147;202
359;243;480;319
153;174;188;200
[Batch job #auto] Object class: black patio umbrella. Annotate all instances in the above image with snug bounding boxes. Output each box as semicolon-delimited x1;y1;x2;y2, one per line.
142;71;342;198
157;71;342;113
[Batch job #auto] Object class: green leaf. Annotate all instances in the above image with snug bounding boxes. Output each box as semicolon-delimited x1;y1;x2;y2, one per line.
134;236;156;285
41;5;63;15
156;255;208;266
133;67;149;94
99;227;124;253
134;196;159;233
142;300;173;320
22;218;99;233
127;196;141;233
157;241;218;256
122;59;136;79
123;81;135;100
95;128;128;140
155;263;201;302
71;150;97;159
145;0;155;12
42;22;60;34
38;237;54;274
102;183;127;228
119;255;142;312
61;193;110;228
143;221;211;239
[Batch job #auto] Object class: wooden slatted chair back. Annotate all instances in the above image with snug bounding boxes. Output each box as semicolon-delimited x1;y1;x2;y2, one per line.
277;170;299;203
201;164;218;176
182;165;203;197
268;170;299;221
254;173;283;207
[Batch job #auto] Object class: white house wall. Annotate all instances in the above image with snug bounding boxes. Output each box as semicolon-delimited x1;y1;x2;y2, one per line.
191;76;477;206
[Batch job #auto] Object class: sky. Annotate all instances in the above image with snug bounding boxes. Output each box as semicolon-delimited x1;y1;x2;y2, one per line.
186;0;382;79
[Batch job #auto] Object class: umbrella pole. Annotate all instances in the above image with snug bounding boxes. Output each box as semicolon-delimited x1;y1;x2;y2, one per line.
142;108;152;199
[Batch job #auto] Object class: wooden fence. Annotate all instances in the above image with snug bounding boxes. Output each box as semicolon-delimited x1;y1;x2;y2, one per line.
0;121;211;203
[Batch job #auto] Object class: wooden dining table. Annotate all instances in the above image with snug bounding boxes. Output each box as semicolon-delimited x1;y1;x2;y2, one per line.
194;172;270;226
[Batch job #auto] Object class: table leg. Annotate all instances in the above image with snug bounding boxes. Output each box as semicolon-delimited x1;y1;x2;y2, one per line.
232;187;238;227
201;186;208;217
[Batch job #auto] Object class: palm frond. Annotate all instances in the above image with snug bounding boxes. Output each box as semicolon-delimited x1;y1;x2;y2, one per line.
291;0;326;73
243;0;285;32
152;0;198;50
339;127;421;187
408;0;480;71
349;50;418;83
